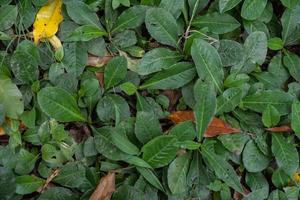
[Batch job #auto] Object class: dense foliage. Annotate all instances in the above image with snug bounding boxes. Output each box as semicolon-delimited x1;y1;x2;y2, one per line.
1;0;300;199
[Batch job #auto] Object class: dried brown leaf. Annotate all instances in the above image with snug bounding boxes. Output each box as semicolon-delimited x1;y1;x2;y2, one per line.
266;125;292;132
87;55;112;67
89;172;115;200
168;111;240;137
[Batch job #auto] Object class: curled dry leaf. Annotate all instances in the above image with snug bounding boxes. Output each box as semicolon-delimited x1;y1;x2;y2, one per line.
38;168;60;193
266;125;292;132
168;111;240;137
33;0;63;44
87;55;113;67
89;172;115;200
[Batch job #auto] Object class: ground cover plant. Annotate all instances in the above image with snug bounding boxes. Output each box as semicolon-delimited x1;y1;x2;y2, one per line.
1;0;300;199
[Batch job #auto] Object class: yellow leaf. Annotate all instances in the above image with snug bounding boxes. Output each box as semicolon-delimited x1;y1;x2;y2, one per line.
33;0;63;44
0;127;5;136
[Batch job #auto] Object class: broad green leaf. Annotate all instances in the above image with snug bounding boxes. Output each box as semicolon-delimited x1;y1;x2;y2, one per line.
218;133;250;155
291;101;300;138
272;134;299;174
242;140;270;172
96;94;130;124
112;5;147;33
137;48;182;75
104;56;127;90
15;149;38;175
37;87;86;122
37;187;76;200
272;169;290;188
281;6;300;45
135;111;163;144
167;153;190;194
193;82;216;140
112;0;130;9
136;167;164;191
93;127;130;161
268;190;288;200
112;30;137;48
243;20;270;38
159;0;184;18
65;1;101;27
10;40;40;83
123;156;152;168
0;5;17;31
232;31;267;73
169;121;196;141
0;76;24;119
241;90;293;115
284;186;300;200
140;62;196;90
0;31;11;40
0;167;16;199
145;8;179;48
192;12;240;34
283;51;300;82
241;0;267;20
66;25;107;42
142;135;178;168
280;0;300;8
219;0;243;13
268;37;284;50
254;55;289;90
16;175;45;195
218;39;244;67
62;42;88;76
202;145;244;194
111;128;140;155
262;105;280;128
246;172;269;198
191;39;224;93
53;163;87;188
217;87;243;115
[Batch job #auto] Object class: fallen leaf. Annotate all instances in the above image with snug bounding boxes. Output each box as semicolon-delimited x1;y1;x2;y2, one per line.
162;90;182;111
168;111;240;137
38;168;60;193
95;72;104;88
266;125;292;132
33;0;63;44
87;55;113;67
0;127;5;136
89;172;115;200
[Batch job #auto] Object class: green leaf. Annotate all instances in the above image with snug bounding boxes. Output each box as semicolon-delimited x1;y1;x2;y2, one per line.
137;48;182;75
140;62;196;90
268;37;284;50
244;31;268;65
262;105;280;128
111;128;140;155
112;0;130;9
242;140;270;172
96;94;130;124
218;39;245;67
218;133;250;155
241;0;267;20
246;172;269;198
10;40;40;83
15;149;38;175
38;87;86;122
169;121;196;141
219;0;243;13
217;87;243;115
145;8;179;48
283;51;300;82
0;76;24;119
112;5;147;33
104;56;127;90
93;127;130;161
272;134;299;174
167;153;190;194
291;101;300;138
272;169;290;188
0;31;11;40
202;144;244;194
16;175;45;195
0;5;17;31
193;82;216;140
65;1;102;27
142;135;178;168
66;25;107;42
37;187;76;200
191;39;224;93
123;156;152;168
280;0;300;8
136;167;164;191
135;111;163;144
159;0;184;18
192;12;240;34
241;90;293;115
281;6;300;45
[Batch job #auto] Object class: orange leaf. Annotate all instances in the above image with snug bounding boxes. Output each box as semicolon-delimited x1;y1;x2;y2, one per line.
266;125;292;132
89;172;115;200
168;111;240;137
0;127;5;136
